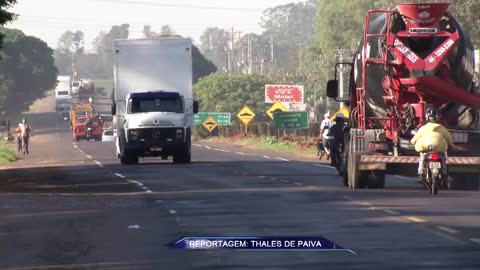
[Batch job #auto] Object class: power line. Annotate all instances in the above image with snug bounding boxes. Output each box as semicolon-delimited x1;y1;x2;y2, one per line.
90;0;264;12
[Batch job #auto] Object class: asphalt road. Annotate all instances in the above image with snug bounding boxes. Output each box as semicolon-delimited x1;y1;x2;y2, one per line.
0;109;479;270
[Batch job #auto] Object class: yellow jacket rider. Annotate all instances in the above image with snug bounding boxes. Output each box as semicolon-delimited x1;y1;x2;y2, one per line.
410;108;453;175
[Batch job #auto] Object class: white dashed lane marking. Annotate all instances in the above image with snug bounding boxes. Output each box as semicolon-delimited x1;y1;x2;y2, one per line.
93;160;103;168
407;217;427;223
114;173;126;179
437;226;459;234
383;209;400;215
470;238;480;244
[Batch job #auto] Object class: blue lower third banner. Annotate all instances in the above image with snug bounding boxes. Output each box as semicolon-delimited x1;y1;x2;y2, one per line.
168;237;354;253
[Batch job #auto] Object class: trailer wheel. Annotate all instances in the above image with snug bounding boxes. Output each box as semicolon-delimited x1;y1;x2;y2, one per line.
367;170;385;189
347;133;367;189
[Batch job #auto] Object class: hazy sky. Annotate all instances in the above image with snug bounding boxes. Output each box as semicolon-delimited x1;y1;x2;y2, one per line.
6;0;305;51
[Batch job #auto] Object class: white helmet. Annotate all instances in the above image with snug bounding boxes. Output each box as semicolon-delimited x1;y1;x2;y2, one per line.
324;112;330;118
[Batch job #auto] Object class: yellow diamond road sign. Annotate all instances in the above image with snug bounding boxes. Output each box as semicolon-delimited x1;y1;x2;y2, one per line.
266;101;287;120
237;106;256;125
203;116;218;132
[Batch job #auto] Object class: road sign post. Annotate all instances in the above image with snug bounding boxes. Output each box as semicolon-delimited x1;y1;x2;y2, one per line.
237;106;255;135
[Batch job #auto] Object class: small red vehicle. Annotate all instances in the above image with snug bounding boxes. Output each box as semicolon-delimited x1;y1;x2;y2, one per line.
73;116;103;141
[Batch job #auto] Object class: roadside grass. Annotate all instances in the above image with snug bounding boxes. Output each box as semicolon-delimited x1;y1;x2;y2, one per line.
202;135;318;156
0;142;16;164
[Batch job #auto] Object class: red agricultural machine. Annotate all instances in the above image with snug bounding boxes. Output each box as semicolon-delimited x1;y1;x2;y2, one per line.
327;3;480;190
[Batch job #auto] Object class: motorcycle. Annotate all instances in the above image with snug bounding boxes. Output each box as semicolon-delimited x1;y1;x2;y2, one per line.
86;127;93;141
420;152;448;195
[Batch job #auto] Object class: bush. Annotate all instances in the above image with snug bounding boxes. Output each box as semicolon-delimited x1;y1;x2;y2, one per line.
0;144;16;163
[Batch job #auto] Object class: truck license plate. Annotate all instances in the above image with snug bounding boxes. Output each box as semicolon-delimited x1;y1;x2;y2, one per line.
429;162;441;169
150;147;162;151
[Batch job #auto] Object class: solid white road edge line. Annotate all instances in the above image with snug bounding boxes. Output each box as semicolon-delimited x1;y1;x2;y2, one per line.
312;163;336;170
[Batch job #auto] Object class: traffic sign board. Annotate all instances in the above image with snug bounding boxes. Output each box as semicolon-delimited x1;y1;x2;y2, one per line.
237;106;255;125
273;111;308;129
265;85;304;103
266;101;287;120
194;112;231;126
203;116;218;132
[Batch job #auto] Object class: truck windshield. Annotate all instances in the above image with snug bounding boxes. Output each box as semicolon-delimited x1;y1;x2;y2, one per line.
129;97;183;113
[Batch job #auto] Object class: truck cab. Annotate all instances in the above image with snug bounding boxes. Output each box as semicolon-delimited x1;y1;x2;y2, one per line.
116;91;198;164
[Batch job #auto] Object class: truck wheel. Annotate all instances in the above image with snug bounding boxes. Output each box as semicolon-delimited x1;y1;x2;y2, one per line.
94;136;102;141
121;151;139;165
341;132;350;187
367;170;385;189
173;145;191;164
74;136;80;141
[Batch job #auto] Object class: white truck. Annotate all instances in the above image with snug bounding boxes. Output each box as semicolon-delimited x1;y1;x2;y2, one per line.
55;75;71;98
55;76;72;113
112;37;198;165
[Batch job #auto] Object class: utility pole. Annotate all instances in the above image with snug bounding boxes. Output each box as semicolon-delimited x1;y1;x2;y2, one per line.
247;36;253;74
297;43;304;68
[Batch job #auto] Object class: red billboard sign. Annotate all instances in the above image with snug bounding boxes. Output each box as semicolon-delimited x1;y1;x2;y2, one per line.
265;85;304;103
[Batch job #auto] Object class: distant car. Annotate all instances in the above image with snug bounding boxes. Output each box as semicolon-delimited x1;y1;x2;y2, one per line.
102;129;116;142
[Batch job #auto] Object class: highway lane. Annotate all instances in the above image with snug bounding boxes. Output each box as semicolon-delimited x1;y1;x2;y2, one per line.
0;111;479;269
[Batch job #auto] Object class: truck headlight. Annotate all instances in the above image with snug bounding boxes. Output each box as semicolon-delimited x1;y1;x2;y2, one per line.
129;130;138;141
176;128;183;139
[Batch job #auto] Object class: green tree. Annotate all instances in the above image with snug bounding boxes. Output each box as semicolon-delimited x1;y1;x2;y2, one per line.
259;0;317;71
142;25;157;38
57;30;84;55
160;25;175;36
193;73;271;122
192;45;217;84
0;28;57;116
0;0;16;49
199;27;229;71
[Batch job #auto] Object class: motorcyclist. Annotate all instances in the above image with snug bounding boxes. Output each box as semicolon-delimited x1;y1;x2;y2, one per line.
85;118;93;137
327;114;347;167
320;112;334;156
410;108;453;176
